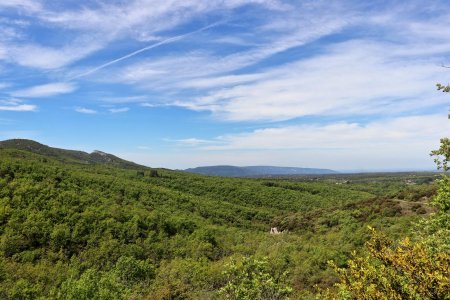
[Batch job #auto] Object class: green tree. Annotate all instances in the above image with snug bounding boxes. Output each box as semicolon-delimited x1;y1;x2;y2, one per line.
114;256;154;284
219;256;292;300
57;269;129;300
430;137;450;171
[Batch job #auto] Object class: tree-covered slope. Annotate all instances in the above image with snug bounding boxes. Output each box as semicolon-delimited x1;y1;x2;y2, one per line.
0;147;435;299
0;139;142;169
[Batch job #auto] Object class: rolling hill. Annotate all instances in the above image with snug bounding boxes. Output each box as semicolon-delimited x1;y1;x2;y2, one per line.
0;139;143;169
0;140;437;299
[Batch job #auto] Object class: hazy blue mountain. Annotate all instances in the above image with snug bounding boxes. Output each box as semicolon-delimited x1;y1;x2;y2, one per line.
184;165;338;177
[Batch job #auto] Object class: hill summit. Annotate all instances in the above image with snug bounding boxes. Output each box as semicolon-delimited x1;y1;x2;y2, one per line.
0;139;143;169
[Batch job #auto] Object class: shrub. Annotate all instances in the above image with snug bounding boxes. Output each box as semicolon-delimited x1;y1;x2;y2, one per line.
219;256;292;300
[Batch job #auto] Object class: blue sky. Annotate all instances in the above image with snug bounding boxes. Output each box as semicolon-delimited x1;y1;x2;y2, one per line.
0;0;449;170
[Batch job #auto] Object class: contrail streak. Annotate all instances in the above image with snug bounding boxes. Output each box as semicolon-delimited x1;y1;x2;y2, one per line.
68;22;222;81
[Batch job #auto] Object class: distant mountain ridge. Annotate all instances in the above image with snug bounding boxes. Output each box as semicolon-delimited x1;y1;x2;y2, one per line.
0;139;143;169
184;165;338;177
0;140;338;175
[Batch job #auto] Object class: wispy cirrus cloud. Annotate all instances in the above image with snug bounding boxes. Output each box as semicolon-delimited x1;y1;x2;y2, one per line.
175;138;213;147
93;2;450;123
97;96;148;104
109;107;129;114
7;41;104;70
68;22;223;80
0;103;36;111
11;82;76;98
0;0;282;73
0;0;42;12
173;40;448;121
140;103;160;108
0;98;36;111
108;5;353;92
75;107;97;114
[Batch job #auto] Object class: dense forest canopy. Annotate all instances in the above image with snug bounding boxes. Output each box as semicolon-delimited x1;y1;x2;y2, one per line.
0;141;445;299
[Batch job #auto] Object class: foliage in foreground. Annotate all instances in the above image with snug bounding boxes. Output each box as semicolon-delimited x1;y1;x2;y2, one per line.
318;115;450;299
319;178;449;299
323;229;450;299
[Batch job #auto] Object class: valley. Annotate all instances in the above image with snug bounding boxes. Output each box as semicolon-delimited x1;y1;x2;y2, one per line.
0;141;440;299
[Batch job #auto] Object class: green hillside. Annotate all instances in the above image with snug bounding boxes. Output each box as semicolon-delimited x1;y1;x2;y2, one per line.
0;139;142;169
0;145;440;299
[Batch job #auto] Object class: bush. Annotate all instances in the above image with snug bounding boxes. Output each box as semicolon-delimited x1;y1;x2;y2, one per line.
114;256;154;283
321;227;450;299
219;256;292;300
58;269;129;300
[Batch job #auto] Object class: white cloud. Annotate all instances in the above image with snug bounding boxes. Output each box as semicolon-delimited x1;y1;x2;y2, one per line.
94;96;148;104
0;26;23;42
37;0;279;34
12;82;76;98
69;22;223;80
172;40;449;121
109;107;129;113
7;42;103;70
140;103;159;108
0;98;37;111
75;107;97;114
110;10;351;91
200;114;449;151
146;114;450;170
0;0;42;12
179;74;265;89
0;0;285;72
0;103;36;111
90;4;450;123
175;138;212;146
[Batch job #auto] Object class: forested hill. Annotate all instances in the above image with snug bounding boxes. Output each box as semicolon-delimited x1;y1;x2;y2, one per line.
184;165;338;177
0;143;439;299
0;139;143;169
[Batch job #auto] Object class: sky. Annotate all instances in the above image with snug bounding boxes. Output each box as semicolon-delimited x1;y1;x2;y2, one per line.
0;0;449;171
